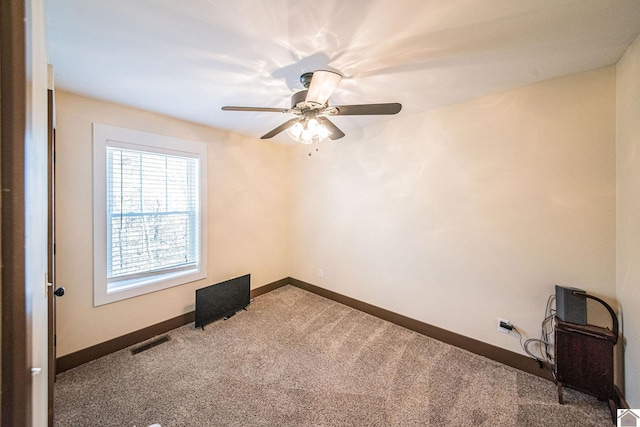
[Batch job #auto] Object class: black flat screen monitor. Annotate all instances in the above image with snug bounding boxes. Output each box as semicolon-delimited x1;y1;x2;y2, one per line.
195;274;250;329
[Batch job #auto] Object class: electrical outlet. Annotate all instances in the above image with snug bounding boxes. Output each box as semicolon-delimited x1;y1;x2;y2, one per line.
497;318;512;334
318;268;324;278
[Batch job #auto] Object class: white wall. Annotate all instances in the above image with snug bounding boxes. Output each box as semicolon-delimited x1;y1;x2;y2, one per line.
616;33;640;408
54;91;291;357
290;67;616;356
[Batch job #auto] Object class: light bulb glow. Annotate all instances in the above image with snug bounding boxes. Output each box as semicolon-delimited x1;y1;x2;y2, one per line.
285;122;304;140
286;118;330;145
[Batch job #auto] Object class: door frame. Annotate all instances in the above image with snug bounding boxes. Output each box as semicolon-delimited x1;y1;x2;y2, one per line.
1;0;30;425
47;83;56;426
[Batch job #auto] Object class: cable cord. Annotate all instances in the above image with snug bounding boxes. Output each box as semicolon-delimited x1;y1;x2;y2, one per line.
513;327;549;364
541;294;556;364
513;294;557;372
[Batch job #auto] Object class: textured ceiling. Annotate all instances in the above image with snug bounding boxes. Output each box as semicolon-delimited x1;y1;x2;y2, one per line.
46;0;640;142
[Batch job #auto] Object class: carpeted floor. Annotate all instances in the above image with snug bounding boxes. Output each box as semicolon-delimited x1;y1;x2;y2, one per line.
54;285;612;426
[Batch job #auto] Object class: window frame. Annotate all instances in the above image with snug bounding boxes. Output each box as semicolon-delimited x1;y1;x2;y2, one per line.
93;123;207;306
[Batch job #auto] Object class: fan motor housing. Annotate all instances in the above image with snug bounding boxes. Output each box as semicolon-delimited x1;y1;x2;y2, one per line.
290;90;307;108
290;90;323;110
300;72;314;88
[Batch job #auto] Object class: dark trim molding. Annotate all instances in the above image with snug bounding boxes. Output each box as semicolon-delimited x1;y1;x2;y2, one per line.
250;276;289;298
288;277;555;382
56;278;289;373
56;276;555;381
55;275;631;403
56;311;195;373
56;275;567;385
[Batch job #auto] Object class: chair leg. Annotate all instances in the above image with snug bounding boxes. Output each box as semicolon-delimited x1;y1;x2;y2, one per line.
557;381;564;405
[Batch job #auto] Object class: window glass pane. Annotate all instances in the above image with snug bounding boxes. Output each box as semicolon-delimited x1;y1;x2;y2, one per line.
106;147;200;281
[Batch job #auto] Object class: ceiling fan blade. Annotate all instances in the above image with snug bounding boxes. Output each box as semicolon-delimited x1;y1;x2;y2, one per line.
317;117;345;140
305;70;343;106
222;106;292;113
333;103;402;115
261;118;300;139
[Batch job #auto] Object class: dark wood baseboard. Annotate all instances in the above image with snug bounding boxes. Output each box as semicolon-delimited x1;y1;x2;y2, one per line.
54;275;630;411
56;311;195;373
56;278;289;373
57;275;595;386
288;277;555;382
250;276;289;298
55;275;630;403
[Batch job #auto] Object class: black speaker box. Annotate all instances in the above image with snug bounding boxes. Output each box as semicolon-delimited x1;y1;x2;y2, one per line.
555;285;587;325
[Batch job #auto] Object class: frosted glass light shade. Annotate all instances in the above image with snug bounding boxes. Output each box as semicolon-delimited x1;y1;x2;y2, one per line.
286;119;330;144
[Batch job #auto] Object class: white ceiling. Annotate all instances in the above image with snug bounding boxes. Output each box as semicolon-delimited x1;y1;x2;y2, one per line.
46;0;640;142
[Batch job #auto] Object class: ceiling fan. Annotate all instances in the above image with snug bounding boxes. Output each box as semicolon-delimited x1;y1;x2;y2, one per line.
221;70;402;144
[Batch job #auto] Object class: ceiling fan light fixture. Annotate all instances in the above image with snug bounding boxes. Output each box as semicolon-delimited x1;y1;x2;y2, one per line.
222;69;401;142
286;118;330;145
285;121;304;141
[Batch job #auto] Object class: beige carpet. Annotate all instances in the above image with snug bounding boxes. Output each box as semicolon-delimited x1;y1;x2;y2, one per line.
54;285;611;426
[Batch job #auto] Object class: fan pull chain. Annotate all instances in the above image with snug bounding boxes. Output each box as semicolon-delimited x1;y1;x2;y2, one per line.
309;139;321;156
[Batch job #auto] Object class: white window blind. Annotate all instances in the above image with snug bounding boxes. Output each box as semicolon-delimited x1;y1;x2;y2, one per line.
106;147;200;283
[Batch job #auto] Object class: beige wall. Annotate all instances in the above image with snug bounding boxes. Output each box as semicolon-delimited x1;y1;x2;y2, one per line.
56;64;626;398
616;33;640;408
290;67;616;356
55;91;291;357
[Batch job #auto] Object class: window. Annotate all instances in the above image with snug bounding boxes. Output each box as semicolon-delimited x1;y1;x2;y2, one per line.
93;123;207;305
